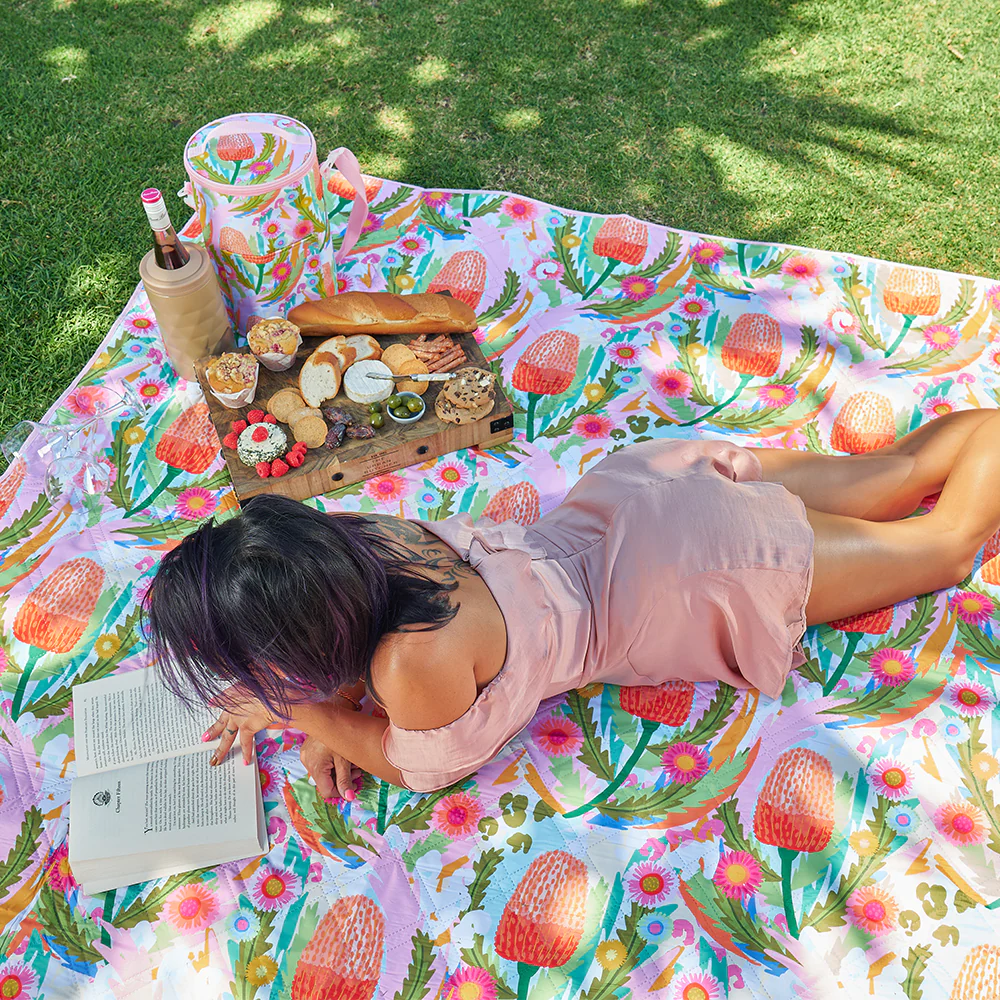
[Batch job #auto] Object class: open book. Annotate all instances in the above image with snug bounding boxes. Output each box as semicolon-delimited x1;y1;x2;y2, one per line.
69;667;267;895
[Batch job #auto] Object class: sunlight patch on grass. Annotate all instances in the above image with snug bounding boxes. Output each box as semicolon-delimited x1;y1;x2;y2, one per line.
377;107;415;140
496;109;542;133
186;0;279;50
299;6;342;24
43;46;87;77
364;153;406;179
410;56;450;85
249;42;326;70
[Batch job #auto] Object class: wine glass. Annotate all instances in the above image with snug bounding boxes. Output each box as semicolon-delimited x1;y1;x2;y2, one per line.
2;420;78;469
43;451;114;505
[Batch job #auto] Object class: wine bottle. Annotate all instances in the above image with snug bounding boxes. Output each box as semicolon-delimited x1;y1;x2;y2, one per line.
140;188;191;270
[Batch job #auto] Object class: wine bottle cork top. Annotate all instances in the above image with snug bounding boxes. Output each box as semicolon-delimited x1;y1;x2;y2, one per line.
141;188;163;204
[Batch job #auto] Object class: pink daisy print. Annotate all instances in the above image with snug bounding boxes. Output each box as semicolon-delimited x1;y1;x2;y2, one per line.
293;220;315;240
654;369;692;398
574;414;614;440
432;461;471;492
620;276;656;301
869;648;915;687
363;473;409;504
444;966;498;1000
175;486;217;520
306;255;322;271
125;313;155;334
433;792;483;838
529;258;564;282
662;742;710;784
673;971;722;1000
672;295;712;319
609;343;640;366
532;715;583;756
985;284;1000;311
989;346;1000;370
46;843;77;893
163;882;220;933
923;324;959;350
263;221;281;238
690;241;726;266
361;212;382;235
825;306;860;337
950;590;994;627
336;275;356;294
713;851;763;901
250;866;301;910
947;679;995;717
0;962;37;1000
846;885;898;936
781;255;821;280
935;798;986;846
135;377;169;404
502;196;538;223
273;262;293;283
626;861;675;906
868;758;914;801
64;385;108;417
422;191;451;209
250;160;272;176
258;759;280;797
396;234;429;257
920;395;955;419
757;384;796;408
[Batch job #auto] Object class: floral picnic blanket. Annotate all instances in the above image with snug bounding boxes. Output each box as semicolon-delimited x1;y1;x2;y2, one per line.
2;179;1000;1000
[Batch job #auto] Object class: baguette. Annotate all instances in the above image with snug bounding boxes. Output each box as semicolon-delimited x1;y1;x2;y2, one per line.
288;291;478;336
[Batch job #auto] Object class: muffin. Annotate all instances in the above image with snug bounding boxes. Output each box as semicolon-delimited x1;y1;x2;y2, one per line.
206;352;259;408
247;318;302;372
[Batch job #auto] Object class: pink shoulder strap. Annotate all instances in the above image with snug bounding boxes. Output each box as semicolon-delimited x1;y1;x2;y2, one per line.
321;147;370;264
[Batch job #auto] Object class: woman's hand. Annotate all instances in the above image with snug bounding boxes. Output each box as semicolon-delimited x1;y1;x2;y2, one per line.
203;687;284;766
300;736;362;802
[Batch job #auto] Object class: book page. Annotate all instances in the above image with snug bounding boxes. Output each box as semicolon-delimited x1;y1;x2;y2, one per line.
74;667;219;776
69;748;263;868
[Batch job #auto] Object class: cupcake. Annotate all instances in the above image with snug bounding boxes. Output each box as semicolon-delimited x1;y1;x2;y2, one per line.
236;421;288;466
247;318;302;372
206;352;259;408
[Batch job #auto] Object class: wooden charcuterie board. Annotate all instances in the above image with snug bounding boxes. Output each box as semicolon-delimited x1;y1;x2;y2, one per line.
194;331;514;503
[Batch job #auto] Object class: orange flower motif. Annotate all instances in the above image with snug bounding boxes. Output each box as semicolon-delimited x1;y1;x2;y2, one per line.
754;748;835;853
291;895;385;1000
216;133;255;162
883;267;941;316
0;458;26;520
13;557;105;653
828;605;894;634
593;217;648;266
981;530;1000;586
950;944;1000;1000
326;171;384;202
427;250;488;310
846;885;898;936
155;403;220;475
494;850;588;967
619;681;695;727
720;313;782;377
829;391;896;454
219;226;275;265
483;482;541;526
512;330;580;396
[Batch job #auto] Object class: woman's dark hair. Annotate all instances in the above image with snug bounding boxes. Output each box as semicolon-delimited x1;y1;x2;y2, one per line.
143;494;457;715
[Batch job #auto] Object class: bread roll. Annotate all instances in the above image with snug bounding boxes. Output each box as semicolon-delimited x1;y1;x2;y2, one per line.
288;292;477;336
299;341;343;408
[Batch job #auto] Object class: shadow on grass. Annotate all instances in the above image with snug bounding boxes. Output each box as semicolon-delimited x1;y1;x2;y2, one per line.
0;0;961;439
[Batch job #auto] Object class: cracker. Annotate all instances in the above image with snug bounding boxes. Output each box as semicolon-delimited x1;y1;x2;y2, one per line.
293;415;328;449
267;388;305;423
381;344;417;373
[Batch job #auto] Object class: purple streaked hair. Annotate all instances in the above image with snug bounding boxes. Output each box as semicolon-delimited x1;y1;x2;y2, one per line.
142;494;457;716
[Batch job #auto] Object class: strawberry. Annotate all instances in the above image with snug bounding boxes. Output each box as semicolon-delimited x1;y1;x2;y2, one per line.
247;409;266;424
231;419;248;434
263;414;278;424
222;431;239;449
270;458;289;478
255;461;271;478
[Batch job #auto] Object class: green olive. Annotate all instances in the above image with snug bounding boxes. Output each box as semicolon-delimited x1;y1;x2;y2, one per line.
370;412;385;428
368;401;382;413
387;394;402;409
405;397;423;413
393;406;411;419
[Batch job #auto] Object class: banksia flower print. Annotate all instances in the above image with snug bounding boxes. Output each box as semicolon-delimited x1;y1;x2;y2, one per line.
720;313;782;377
0;458;25;519
219;226;275;265
980;530;1000;585
216;132;254;163
755;748;835;854
427;250;488;309
494;850;588;967
950;945;1000;1000
155;404;219;475
13;557;104;653
512;330;579;396
619;681;695;726
483;482;541;526
883;267;942;316
593;216;648;266
291;895;384;1000
326;170;383;202
829;392;896;454
829;605;894;634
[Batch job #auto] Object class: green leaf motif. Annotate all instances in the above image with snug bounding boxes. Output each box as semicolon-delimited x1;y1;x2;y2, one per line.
0;807;42;900
114;517;203;543
803;420;834;454
419;203;466;235
459;847;504;919
477;269;521;326
36;884;104;964
565;690;615;781
774;325;818;385
460;934;516;999
369;186;415;215
388;781;473;833
468;194;506;218
902;945;932;1000
580;902;647;1000
691;262;751;295
715;800;779;882
0;494;52;550
111;869;214;929
628;232;682;281
393;929;435;1000
553;221;588;297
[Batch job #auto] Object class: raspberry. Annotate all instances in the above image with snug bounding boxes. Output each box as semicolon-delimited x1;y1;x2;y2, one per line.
255;461;271;478
247;409;265;424
222;431;239;449
292;441;308;454
251;425;269;443
263;414;278;424
231;419;248;434
286;449;304;468
270;458;289;478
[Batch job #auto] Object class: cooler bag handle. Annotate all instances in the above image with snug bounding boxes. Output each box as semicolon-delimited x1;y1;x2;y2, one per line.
321;147;369;264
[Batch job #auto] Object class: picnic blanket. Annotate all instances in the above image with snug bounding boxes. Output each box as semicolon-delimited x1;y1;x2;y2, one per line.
2;179;1000;1000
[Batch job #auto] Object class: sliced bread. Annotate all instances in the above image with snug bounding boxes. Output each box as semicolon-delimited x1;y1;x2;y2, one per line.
299;339;343;408
344;334;382;364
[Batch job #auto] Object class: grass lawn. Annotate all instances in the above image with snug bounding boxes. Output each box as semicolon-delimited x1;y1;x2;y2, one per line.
1;0;997;449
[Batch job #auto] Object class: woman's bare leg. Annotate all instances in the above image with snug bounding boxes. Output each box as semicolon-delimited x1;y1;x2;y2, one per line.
749;409;996;521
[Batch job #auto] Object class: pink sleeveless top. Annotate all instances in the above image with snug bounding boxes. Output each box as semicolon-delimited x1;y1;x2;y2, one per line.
381;438;814;791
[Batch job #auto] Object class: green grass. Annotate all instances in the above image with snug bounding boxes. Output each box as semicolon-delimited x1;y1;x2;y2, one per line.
1;0;997;448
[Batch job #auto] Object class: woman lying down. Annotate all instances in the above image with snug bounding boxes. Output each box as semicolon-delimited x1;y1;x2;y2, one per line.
144;414;1000;797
